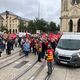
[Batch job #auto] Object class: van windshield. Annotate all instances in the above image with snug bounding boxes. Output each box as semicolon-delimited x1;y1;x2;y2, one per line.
57;39;80;50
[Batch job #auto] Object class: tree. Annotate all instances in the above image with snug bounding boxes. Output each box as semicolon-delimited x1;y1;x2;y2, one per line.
27;18;48;33
56;25;60;31
27;20;36;34
18;20;27;32
35;18;47;32
0;26;8;32
48;22;57;33
27;18;59;34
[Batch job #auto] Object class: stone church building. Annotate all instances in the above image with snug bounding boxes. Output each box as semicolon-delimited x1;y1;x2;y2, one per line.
60;0;80;32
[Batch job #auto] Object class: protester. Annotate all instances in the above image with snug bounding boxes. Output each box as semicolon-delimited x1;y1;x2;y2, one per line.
45;45;54;75
30;39;34;53
15;37;18;47
42;40;47;58
23;39;30;56
50;39;56;50
6;39;12;55
37;41;42;62
18;37;21;47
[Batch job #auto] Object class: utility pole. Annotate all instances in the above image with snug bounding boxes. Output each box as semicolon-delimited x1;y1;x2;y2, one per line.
38;2;40;19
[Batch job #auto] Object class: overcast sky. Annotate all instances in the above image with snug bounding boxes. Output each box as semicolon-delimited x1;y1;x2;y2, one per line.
0;0;61;24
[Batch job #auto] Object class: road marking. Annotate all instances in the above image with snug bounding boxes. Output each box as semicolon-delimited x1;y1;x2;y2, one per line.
15;61;20;64
29;76;35;80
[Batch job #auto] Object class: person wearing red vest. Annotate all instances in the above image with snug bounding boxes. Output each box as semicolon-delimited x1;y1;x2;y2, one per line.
45;45;54;75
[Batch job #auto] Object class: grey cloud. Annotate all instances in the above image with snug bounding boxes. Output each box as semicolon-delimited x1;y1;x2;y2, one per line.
0;0;60;23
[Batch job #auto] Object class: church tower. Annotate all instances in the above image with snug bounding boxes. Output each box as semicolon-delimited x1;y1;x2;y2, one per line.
60;0;80;32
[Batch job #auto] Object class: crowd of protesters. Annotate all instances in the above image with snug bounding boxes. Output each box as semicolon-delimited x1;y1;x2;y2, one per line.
0;31;61;75
0;31;61;58
20;34;60;75
19;33;60;63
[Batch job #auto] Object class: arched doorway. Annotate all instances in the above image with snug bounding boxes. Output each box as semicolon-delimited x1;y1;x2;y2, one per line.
69;20;73;32
77;19;80;32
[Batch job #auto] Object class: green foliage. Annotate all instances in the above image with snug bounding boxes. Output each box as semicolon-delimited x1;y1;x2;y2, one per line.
0;26;8;32
27;20;36;34
34;18;47;32
18;20;27;32
56;25;60;31
27;18;48;33
27;18;60;34
48;22;57;33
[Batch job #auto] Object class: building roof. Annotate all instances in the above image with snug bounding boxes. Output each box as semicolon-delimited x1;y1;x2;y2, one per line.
0;11;17;16
0;10;30;21
13;16;30;22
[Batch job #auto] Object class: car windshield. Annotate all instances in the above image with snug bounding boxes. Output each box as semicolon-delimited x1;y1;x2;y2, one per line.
57;39;80;50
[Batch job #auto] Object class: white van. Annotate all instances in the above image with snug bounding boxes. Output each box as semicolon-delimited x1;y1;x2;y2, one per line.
55;32;80;67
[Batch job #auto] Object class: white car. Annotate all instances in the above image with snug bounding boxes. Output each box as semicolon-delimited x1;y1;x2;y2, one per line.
55;32;80;67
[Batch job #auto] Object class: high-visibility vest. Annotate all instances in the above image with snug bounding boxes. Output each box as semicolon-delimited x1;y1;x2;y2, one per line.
46;49;54;62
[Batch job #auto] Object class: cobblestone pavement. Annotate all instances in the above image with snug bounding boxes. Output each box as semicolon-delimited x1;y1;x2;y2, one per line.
0;49;80;80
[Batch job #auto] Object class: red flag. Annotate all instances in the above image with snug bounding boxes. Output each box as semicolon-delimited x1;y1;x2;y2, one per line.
41;33;47;39
9;33;16;39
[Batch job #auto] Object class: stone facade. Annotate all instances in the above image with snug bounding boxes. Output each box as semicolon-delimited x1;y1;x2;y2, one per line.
60;0;80;32
0;16;4;28
0;11;30;33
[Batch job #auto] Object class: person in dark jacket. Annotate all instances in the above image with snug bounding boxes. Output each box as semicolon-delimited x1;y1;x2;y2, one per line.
18;37;21;47
50;39;57;50
6;39;12;55
42;40;47;58
10;39;14;50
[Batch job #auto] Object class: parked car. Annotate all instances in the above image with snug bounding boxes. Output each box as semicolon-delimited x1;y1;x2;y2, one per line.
55;32;80;67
